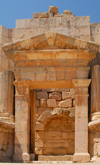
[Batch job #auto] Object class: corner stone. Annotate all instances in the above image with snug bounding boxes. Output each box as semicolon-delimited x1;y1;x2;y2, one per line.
73;153;90;163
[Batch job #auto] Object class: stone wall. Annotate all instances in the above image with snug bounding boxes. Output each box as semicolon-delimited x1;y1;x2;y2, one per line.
0;127;14;162
89;132;100;157
0;26;14;72
35;88;75;119
35;88;75;156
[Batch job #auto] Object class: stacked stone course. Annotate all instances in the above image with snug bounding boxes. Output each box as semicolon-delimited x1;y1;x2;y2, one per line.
35;88;75;119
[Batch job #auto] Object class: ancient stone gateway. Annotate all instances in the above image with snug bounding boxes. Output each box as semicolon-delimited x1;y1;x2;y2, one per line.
3;31;99;163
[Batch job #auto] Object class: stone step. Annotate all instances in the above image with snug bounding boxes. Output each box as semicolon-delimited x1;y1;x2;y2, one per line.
38;155;73;161
30;161;73;164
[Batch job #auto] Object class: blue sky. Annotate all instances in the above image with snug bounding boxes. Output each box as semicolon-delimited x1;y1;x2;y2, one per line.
0;0;100;29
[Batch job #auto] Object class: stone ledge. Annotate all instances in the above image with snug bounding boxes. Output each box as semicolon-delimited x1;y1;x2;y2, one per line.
88;119;100;132
0;121;15;129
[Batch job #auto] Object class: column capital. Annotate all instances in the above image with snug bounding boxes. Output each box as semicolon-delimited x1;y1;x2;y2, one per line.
14;80;31;96
72;79;91;88
13;80;31;88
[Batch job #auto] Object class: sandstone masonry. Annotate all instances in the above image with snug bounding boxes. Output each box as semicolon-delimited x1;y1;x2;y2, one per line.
0;6;100;163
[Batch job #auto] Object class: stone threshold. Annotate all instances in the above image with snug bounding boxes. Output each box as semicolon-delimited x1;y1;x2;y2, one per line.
38;155;73;161
30;161;73;164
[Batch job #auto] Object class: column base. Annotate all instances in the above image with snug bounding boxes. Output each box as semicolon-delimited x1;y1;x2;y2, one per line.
13;153;30;163
73;153;90;163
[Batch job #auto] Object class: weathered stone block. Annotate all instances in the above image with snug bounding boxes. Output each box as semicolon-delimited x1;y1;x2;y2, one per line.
58;99;72;108
36;92;48;99
35;147;43;155
47;99;57;107
49;92;61;100
45;131;61;140
40;99;46;107
64;10;72;15
33;12;39;19
62;91;73;100
39;12;49;18
37;110;52;123
49;6;58;13
35;122;44;130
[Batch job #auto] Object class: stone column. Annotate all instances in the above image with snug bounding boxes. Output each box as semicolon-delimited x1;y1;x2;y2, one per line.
13;81;30;162
72;79;91;163
0;71;14;114
91;65;100;121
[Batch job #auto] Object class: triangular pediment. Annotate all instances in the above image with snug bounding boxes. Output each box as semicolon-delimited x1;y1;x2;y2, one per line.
3;32;99;52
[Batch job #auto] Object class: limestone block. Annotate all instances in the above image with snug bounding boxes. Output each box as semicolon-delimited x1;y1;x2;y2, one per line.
52;107;63;116
91;24;100;35
43;148;53;155
73;153;90;163
36;100;39;107
35;138;43;147
40;99;46;107
54;148;67;155
37;110;52;123
70;89;75;99
25;19;32;28
16;19;26;29
78;25;90;36
64;10;72;15
33;12;39;19
47;99;57;107
39;12;49;18
49;92;61;100
76;16;90;26
49;6;58;13
35;147;43;155
77;66;90;79
38;155;73;161
45;131;61;140
62;91;74;100
58;99;72;108
35;122;44;130
44;140;68;148
36;92;48;99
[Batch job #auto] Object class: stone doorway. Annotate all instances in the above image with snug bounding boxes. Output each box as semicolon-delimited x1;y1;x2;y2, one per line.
30;88;75;158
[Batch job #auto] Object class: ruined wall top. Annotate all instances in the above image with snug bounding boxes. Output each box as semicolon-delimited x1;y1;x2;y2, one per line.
16;6;90;30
